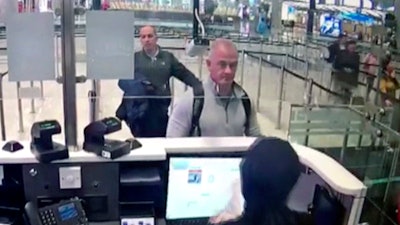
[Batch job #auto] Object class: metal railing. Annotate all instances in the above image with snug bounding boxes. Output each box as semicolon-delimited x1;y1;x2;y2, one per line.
0;71;7;141
0;33;398;141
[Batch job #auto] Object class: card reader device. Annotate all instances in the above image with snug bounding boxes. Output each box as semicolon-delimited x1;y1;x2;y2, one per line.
30;120;69;163
83;117;139;159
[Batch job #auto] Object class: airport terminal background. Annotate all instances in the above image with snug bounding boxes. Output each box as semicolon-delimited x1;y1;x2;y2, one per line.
1;0;400;224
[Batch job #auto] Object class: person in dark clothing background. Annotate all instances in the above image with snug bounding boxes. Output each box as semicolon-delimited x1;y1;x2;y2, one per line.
331;40;360;104
135;26;202;99
116;26;202;137
326;33;347;63
210;137;308;225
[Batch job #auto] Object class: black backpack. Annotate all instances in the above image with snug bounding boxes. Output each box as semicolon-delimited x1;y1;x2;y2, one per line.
189;84;251;136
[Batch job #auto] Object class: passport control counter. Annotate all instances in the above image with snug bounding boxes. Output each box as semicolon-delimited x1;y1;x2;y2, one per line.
0;137;367;225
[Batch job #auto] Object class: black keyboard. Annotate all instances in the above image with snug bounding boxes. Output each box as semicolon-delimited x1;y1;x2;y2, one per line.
167;218;210;225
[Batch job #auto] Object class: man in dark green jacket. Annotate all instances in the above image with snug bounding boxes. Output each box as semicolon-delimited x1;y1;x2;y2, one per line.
125;26;202;137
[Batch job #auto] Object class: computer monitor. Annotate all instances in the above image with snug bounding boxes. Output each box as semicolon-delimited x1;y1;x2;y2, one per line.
166;157;242;220
319;14;342;37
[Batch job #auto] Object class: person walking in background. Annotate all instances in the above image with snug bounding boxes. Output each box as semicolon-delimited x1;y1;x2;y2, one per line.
379;53;399;107
362;50;378;101
116;26;202;137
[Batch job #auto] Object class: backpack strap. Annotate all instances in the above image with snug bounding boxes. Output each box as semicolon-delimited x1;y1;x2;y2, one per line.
189;86;205;137
240;87;251;135
189;83;251;136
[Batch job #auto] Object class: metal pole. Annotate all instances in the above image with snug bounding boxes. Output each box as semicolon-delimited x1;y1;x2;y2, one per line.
88;80;100;123
305;58;309;79
339;127;350;163
383;144;400;202
88;89;95;123
276;53;287;129
96;80;101;113
303;78;313;146
304;78;313;105
0;75;6;140
16;82;24;132
90;80;100;121
170;78;175;112
240;49;245;85
40;81;44;100
61;0;78;150
192;0;199;40
30;81;35;113
318;66;323;97
198;55;203;80
55;35;60;78
256;42;263;111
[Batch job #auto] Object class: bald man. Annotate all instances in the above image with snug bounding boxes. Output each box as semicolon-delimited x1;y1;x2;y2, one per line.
135;26;201;92
118;26;202;137
166;38;260;137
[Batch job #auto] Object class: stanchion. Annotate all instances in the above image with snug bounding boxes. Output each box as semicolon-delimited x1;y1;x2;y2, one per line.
276;53;287;129
304;78;313;105
256;42;263;111
40;81;44;100
16;82;24;132
318;64;324;97
0;73;7;140
240;49;245;85
61;0;78;150
30;81;35;113
96;80;101;114
303;78;313;146
304;58;309;79
88;89;95;123
339;126;350;163
198;55;203;80
170;78;175;112
89;80;100;122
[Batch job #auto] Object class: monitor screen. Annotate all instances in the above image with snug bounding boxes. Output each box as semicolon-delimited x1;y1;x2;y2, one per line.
320;14;342;37
166;157;242;220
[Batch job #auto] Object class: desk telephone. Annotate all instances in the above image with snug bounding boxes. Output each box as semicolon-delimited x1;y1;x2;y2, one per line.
24;198;89;225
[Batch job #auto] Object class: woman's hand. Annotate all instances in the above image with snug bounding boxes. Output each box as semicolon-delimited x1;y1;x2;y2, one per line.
209;212;239;224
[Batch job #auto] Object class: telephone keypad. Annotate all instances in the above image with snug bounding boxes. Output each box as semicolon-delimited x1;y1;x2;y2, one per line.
39;209;57;225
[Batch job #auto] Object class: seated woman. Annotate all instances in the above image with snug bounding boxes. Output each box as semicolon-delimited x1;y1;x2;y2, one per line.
210;137;309;225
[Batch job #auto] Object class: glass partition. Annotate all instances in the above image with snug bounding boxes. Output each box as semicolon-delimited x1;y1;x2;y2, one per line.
288;104;400;224
2;1;400;224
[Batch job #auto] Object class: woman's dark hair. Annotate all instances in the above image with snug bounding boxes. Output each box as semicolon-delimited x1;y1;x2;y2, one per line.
240;137;301;225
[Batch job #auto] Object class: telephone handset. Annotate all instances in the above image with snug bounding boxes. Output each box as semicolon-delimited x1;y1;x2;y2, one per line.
24;198;89;225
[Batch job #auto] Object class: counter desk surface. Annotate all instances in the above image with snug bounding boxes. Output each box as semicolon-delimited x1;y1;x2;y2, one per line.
0;137;367;198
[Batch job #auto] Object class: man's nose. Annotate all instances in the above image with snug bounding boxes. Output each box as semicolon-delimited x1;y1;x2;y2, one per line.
224;66;233;74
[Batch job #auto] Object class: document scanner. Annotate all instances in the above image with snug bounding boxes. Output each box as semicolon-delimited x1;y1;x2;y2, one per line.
30;120;69;163
83;117;139;159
